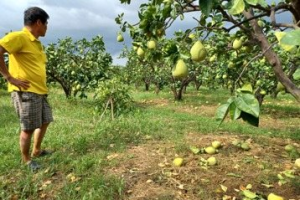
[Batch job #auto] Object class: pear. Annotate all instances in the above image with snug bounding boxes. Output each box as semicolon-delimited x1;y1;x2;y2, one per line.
211;141;222;149
207;156;217;166
173;157;183;167
209;55;217;62
137;47;145;57
117;34;124;42
205;146;216;154
172;59;188;79
241;143;250;151
295;158;300;169
284;144;294;152
232;38;243;50
267;193;284;200
190;41;207;62
147;40;156;49
276;82;285;92
257;20;265;27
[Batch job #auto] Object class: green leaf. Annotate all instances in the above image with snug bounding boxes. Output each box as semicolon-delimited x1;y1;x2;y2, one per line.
293;68;300;80
280;29;300;46
199;0;214;17
245;0;258;5
216;97;234;125
229;103;241;120
242;189;257;198
257;0;268;7
228;0;245;15
234;93;260;117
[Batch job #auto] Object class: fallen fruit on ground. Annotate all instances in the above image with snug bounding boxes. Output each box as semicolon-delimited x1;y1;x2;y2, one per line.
211;141;222;149
295;158;300;169
207;156;217;166
267;193;284;200
205;146;216;154
284;144;295;152
173;157;184;167
241;143;250;151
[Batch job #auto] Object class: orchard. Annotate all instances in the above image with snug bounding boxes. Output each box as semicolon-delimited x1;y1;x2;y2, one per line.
116;0;300;125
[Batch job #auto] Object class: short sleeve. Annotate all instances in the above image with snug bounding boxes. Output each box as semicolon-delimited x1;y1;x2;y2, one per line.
0;32;23;54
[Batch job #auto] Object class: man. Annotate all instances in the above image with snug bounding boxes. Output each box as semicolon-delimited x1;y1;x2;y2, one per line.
0;7;53;171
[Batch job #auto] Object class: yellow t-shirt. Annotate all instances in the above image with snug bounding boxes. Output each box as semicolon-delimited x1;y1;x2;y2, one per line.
0;27;48;94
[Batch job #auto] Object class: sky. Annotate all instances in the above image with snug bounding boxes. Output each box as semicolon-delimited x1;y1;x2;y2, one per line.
0;0;291;66
0;0;198;66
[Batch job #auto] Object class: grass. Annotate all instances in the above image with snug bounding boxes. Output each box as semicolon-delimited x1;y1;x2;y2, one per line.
0;86;299;199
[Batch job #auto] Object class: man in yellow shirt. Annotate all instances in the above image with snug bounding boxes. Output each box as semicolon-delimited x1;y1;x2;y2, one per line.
0;7;53;171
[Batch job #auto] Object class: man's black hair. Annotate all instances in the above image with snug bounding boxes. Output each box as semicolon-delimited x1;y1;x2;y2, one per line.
24;7;49;25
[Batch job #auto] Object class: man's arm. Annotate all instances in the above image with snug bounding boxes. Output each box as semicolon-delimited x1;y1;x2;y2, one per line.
0;45;30;90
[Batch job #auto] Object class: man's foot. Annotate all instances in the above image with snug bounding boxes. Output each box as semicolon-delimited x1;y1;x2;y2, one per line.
26;160;41;172
32;150;53;158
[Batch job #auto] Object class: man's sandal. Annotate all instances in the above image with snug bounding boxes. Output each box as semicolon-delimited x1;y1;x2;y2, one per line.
32;150;53;158
27;160;41;172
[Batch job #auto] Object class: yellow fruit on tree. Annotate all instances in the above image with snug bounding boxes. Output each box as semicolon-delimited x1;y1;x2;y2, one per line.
147;40;156;49
172;59;188;79
190;41;207;62
228;61;235;69
209;55;216;62
232;38;243;50
117;34;124;42
137;47;145;57
257;20;264;27
267;193;284;200
188;33;196;39
276;82;285;92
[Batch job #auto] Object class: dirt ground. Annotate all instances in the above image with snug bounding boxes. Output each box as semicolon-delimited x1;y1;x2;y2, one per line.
106;134;300;200
106;99;300;200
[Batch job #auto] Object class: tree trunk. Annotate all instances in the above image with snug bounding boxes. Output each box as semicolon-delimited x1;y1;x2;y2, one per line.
244;10;300;102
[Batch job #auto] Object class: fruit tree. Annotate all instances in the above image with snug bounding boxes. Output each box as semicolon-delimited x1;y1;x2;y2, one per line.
117;0;300;102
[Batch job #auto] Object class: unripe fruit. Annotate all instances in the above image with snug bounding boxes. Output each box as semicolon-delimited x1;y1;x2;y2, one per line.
228;62;235;69
232;38;243;50
209;55;216;62
147;40;156;49
137;47;145;57
276;82;285;92
190;41;207;62
117;34;124;42
241;143;250;151
172;59;188;79
260;90;266;95
188;33;196;39
267;193;284;200
173;157;183;166
257;20;264;27
284;144;295;152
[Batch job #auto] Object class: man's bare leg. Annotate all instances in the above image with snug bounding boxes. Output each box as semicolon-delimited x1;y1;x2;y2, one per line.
32;123;50;157
20;130;34;163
